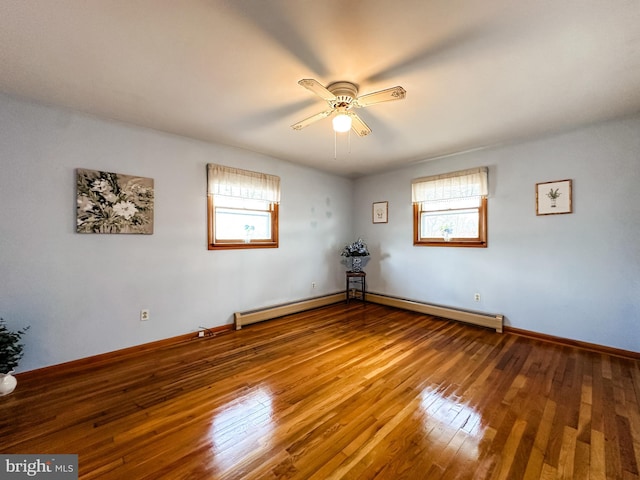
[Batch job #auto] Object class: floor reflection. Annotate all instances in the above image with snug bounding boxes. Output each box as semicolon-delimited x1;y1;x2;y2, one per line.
208;385;274;472
419;386;485;460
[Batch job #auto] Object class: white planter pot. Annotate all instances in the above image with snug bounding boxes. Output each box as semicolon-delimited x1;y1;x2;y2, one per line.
0;372;17;396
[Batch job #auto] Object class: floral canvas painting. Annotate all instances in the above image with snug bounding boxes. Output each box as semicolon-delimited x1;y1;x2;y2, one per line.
76;168;154;234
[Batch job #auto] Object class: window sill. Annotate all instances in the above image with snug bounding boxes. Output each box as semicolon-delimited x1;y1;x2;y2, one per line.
208;242;278;250
414;239;487;248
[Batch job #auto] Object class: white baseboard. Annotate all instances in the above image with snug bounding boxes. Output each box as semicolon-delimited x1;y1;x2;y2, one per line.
366;293;503;333
234;291;503;333
234;293;345;329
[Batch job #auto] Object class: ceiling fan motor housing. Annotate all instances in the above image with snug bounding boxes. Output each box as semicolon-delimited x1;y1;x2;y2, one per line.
328;81;358;108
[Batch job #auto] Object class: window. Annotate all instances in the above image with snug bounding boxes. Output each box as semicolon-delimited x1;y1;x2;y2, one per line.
412;167;488;247
207;164;280;249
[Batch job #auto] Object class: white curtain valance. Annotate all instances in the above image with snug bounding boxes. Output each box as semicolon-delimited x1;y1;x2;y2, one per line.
207;164;281;203
411;167;488;203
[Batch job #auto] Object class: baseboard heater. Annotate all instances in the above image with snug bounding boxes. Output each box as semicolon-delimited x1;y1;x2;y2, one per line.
366;293;504;333
234;293;345;330
234;292;502;333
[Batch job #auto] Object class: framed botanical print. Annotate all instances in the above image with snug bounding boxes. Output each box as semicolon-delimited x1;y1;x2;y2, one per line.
536;179;572;215
372;201;388;223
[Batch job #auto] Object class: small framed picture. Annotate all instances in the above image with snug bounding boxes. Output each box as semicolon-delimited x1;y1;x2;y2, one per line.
372;201;388;223
536;179;572;215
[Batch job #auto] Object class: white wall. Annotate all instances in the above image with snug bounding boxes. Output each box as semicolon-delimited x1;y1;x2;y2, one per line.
0;93;353;371
3;93;638;373
353;115;640;353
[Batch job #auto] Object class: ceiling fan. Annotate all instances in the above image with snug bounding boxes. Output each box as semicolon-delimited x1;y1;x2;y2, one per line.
291;79;406;136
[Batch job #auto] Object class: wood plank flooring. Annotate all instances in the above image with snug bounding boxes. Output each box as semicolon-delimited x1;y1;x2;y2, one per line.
1;303;639;479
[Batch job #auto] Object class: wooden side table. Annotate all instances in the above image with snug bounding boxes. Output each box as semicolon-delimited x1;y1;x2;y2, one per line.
346;271;366;304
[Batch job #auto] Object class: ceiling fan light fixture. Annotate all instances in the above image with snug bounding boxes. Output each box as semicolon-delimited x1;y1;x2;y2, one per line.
293;78;404;137
332;112;352;132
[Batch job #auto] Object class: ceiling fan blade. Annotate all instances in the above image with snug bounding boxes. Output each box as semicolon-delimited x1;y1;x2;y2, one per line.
350;112;371;137
225;4;329;77
354;86;406;108
298;79;336;102
291;110;333;130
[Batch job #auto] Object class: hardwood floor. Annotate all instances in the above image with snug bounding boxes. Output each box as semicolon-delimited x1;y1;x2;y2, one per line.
1;303;639;479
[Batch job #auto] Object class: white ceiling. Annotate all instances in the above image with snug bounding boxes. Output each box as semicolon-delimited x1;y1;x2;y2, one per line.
1;0;639;177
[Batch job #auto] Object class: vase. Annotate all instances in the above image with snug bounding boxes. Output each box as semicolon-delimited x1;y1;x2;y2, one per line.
350;256;363;272
0;372;17;396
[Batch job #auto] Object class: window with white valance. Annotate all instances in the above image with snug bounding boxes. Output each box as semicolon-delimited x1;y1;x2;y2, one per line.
207;164;280;250
412;167;488;247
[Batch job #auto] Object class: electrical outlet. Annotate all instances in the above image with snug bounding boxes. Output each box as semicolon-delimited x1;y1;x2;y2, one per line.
198;331;205;338
474;293;481;302
311;282;316;289
140;309;150;321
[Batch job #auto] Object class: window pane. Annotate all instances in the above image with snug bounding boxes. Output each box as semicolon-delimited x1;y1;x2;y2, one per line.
214;195;271;210
420;209;479;239
420;196;480;211
215;208;271;240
